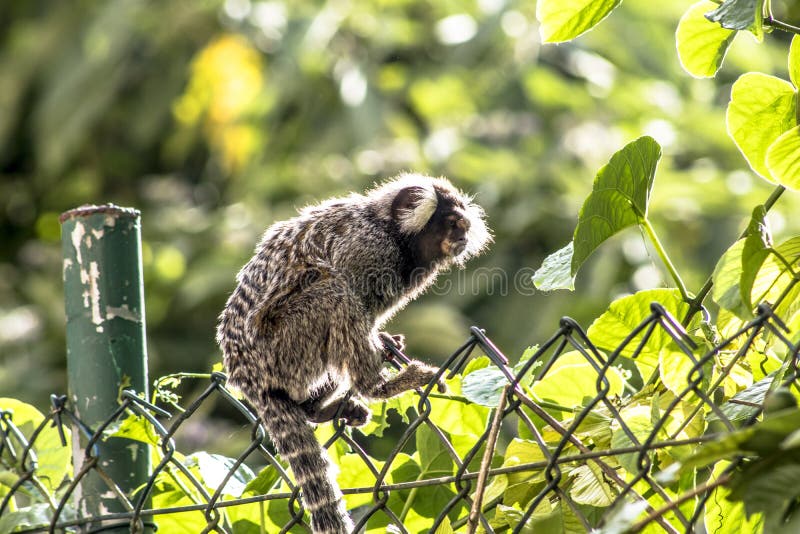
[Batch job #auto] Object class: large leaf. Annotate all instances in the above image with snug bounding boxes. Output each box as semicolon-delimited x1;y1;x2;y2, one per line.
533;241;576;291
536;0;622;43
572;136;661;275
726;72;797;182
766;125;800;190
705;0;764;40
676;1;736;78
587;289;689;381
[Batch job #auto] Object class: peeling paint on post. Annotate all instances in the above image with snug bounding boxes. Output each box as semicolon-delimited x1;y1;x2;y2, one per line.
60;205;150;532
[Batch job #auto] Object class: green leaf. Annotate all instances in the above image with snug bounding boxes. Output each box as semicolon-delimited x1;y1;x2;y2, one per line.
337;453;385;509
676;1;736;78
0;398;72;492
536;0;622;43
741;205;772;310
572;136;662;276
712;239;751;318
359;390;416;438
728;452;800;518
611;404;653;473
766;125;800;189
461;366;508;407
104;414;161;446
242;465;279;496
709;374;774;423
705;0;764;40
569;463;615;506
533;241;576;291
749;236;800;311
682;409;800;471
531;351;624;409
0;504;55;533
428;375;490;438
790;36;800;88
587;288;690;381
704;462;764;534
726;72;797;182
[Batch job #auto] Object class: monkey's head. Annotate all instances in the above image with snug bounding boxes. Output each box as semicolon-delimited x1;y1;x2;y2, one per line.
373;174;491;268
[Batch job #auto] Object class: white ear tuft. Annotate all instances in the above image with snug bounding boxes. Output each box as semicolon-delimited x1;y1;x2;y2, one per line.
392;185;438;233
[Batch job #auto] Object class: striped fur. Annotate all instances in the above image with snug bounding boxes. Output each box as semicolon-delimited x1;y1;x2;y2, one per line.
216;174;490;533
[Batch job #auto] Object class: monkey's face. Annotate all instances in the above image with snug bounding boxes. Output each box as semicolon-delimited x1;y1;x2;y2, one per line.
415;199;477;266
439;209;471;258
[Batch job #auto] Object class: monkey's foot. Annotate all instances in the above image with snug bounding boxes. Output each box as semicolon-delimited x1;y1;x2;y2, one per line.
340;398;371;427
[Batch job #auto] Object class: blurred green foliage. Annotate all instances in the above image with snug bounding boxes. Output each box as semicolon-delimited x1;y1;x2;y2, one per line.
2;0;800;420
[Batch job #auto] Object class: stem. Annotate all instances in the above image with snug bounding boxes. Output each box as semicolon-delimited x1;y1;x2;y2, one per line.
641;217;691;302
682;185;786;326
765;16;800;35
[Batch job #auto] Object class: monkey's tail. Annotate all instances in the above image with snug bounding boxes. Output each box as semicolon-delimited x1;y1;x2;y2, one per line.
261;388;354;534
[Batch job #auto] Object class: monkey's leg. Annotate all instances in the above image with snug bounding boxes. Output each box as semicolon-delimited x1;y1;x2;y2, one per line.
354;359;447;400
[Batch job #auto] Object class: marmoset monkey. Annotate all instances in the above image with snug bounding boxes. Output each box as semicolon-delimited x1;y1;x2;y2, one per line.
217;174;491;533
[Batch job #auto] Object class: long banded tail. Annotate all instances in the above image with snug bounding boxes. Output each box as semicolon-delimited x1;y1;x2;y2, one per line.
261;389;353;534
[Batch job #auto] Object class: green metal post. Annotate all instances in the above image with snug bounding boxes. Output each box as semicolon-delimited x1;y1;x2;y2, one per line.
60;205;150;532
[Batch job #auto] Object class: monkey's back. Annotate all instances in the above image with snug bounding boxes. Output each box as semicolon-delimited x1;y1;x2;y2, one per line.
216;199;402;403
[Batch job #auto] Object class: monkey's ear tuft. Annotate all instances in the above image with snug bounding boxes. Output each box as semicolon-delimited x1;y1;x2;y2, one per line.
391;186;438;234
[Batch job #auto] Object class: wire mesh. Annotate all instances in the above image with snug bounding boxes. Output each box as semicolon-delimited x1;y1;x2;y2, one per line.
1;302;797;533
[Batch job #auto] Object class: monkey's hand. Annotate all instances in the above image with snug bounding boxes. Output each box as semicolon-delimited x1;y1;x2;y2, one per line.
379;332;405;360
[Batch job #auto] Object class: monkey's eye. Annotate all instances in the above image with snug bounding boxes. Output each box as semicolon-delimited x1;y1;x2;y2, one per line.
449;218;459;228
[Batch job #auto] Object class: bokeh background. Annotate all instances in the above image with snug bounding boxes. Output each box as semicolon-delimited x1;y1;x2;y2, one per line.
2;0;800;427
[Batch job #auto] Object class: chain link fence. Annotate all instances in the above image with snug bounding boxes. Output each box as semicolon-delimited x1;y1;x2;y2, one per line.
2;301;797;533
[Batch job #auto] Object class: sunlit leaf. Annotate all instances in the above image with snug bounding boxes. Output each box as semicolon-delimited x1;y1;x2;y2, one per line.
536;0;622;43
749;236;800;311
766;125;800;190
726;72;797;182
712;239;751;318
741;205;772;310
705;0;764;40
676;1;736;78
790;36;800;87
587;289;689;381
533;241;576;291
572;136;661;276
704;462;765;533
428;375;490;437
611;404;652;473
531;351;624;409
0;398;72;492
659;350;700;397
570;463;615;506
709;374;773;423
